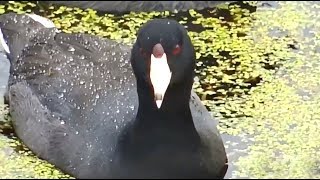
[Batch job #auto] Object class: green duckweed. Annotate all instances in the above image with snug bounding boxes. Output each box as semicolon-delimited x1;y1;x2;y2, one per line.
0;1;319;179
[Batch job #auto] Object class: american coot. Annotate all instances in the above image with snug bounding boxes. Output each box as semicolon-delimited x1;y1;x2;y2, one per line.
0;13;228;178
39;1;233;13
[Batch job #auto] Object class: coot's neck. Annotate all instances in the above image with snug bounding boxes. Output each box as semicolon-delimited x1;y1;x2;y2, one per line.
118;78;203;172
136;79;193;116
132;77;201;147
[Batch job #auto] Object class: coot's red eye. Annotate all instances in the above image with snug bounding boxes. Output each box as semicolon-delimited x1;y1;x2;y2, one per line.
172;44;181;56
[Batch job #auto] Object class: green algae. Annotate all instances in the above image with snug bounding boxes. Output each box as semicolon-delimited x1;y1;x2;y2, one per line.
226;1;320;178
0;1;319;179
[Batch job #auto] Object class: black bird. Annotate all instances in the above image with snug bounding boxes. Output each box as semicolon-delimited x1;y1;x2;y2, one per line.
0;13;228;178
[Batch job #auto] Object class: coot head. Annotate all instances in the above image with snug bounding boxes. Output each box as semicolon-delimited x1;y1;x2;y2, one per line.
130;19;196;110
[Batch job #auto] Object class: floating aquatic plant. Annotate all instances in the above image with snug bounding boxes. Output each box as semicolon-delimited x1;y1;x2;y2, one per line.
0;1;319;179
